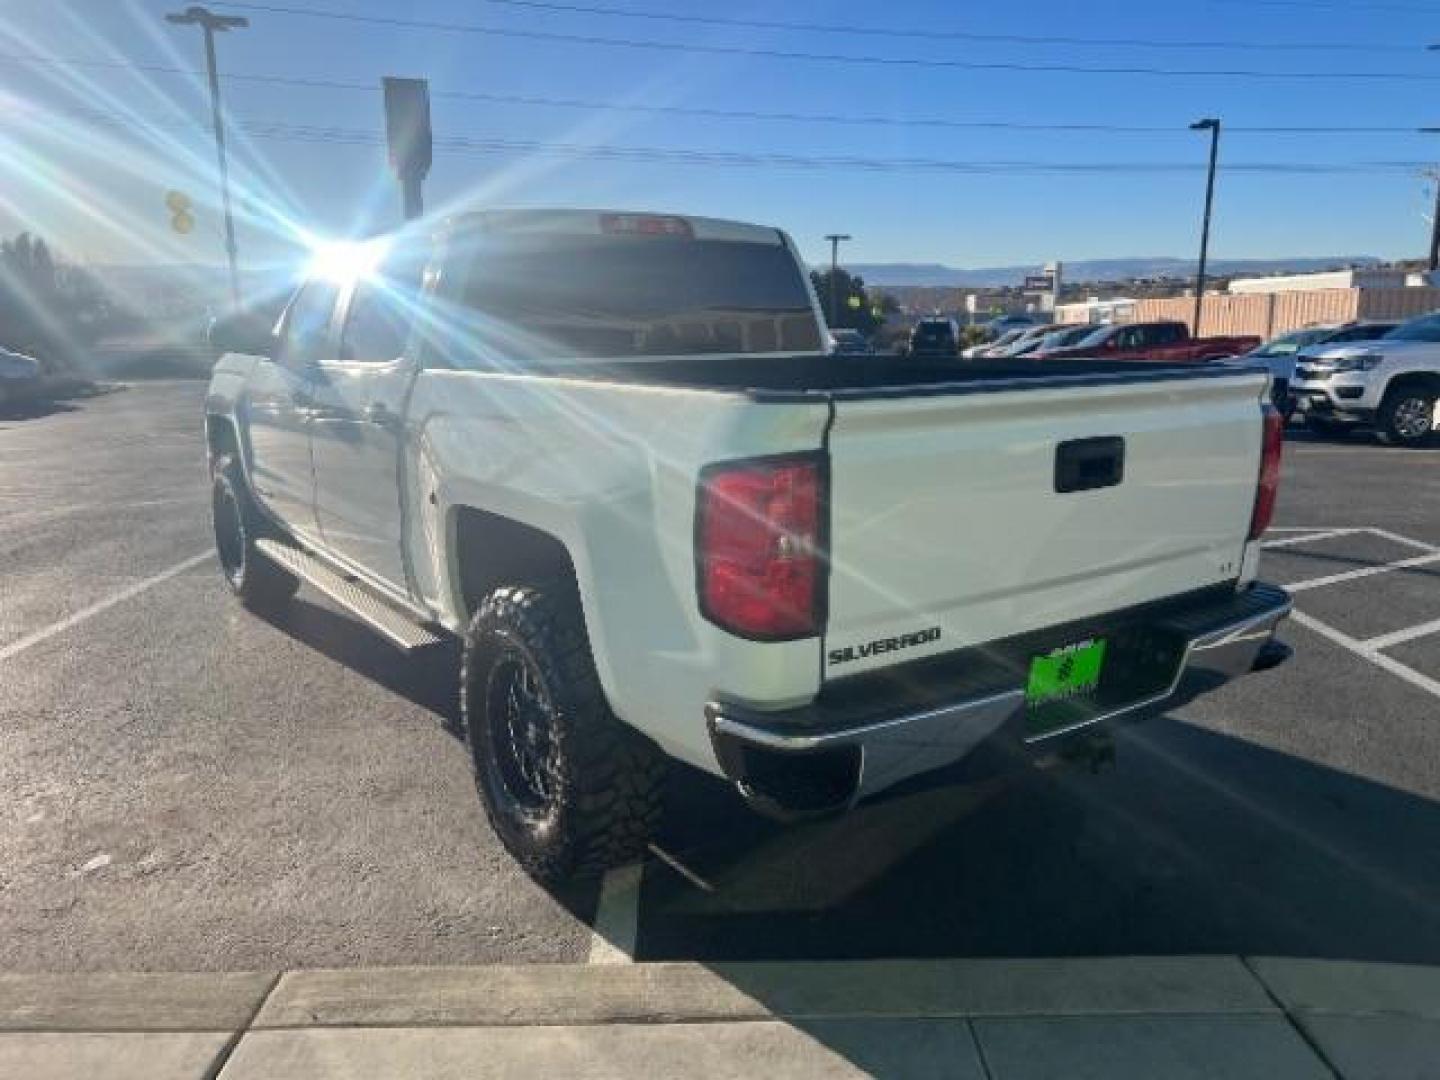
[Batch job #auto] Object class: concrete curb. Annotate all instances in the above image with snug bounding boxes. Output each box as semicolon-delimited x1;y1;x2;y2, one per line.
11;957;1440;1032
1251;957;1440;1018
251;957;1274;1028
0;971;276;1032
3;958;1440;1078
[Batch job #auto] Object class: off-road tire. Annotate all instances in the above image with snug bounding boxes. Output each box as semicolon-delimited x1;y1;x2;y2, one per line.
211;453;299;611
460;583;666;884
1304;416;1351;439
1376;386;1437;448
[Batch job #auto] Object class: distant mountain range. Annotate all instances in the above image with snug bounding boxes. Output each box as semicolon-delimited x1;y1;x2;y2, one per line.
88;255;1388;305
843;256;1383;288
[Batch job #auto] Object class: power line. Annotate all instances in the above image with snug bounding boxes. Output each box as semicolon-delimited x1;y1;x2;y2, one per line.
1208;0;1440;13
1;52;1430;137
218;0;1417;54
194;2;1440;82
51;105;1440;176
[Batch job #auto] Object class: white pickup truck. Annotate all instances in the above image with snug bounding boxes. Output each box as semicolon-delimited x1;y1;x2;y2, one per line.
205;209;1291;883
1291;311;1440;446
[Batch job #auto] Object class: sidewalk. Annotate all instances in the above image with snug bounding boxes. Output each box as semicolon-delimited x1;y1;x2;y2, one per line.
3;956;1439;1078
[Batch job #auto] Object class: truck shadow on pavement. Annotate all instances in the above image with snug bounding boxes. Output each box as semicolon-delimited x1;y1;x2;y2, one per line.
640;718;1440;966
250;596;464;734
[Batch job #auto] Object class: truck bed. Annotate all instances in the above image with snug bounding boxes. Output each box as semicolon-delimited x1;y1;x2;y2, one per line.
559;353;1249;400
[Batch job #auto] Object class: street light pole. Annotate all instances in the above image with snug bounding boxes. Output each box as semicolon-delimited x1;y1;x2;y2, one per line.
824;233;852;327
166;5;248;309
1189;118;1221;336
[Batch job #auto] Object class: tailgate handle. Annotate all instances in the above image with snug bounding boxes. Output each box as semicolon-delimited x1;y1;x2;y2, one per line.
1055;436;1125;493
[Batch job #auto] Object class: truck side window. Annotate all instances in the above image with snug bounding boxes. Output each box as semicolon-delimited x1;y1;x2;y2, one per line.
341;281;411;364
338;255;425;364
279;281;340;369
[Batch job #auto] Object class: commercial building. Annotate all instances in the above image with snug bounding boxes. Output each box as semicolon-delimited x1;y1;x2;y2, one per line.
1058;267;1440;339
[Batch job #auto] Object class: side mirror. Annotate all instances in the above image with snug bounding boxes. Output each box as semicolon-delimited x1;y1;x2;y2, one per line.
209;311;275;356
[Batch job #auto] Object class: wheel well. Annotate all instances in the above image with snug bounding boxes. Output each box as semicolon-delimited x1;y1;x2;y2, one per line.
453;507;579;617
206;414;239;464
1383;373;1440;401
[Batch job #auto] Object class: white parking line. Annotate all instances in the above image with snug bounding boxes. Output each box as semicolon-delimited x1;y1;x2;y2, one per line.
1287;552;1440;594
1368;528;1440;554
1363;616;1440;652
586;863;642;965
1291;611;1440;701
1261;529;1362;549
0;551;212;664
0;497;193;524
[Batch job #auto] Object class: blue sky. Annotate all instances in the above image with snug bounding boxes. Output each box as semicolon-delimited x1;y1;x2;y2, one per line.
3;0;1440;272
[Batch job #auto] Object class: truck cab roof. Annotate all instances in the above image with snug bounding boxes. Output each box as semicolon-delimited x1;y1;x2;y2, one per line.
442;209;786;246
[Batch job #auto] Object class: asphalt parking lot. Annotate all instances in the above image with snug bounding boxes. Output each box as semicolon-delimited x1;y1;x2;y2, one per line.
3;380;1440;973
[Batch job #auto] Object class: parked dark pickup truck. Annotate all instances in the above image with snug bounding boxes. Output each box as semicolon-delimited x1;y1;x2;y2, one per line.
1034;321;1260;363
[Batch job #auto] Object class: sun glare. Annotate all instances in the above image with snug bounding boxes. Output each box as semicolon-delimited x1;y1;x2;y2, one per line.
303;237;389;285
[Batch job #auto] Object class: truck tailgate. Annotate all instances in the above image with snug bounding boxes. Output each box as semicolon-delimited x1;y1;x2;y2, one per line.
822;372;1266;677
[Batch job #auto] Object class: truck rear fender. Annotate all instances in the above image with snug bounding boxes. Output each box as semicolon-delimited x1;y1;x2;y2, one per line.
450;506;581;620
408;369;831;771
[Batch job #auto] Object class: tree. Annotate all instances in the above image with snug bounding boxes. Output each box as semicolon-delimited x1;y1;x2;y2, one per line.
810;267;894;337
0;232;113;370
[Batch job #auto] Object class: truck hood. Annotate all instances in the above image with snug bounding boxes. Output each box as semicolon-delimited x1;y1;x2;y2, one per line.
1302;339;1421;362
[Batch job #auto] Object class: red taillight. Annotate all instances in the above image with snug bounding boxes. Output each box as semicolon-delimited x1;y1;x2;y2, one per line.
698;457;823;639
1249;404;1284;541
600;213;694;238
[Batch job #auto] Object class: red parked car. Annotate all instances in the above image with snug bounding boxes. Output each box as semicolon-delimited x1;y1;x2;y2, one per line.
1034;320;1260;363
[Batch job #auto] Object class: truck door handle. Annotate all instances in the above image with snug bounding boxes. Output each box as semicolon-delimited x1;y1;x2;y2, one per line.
1055;436;1125;493
364;402;399;429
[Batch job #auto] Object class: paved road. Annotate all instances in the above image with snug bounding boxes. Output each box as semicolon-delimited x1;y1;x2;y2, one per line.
2;381;1439;971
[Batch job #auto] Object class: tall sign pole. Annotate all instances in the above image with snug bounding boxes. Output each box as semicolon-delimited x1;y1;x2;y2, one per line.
383;78;432;221
166;6;247;309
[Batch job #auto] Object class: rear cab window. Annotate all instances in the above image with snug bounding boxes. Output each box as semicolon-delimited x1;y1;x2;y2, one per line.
440;215;822;365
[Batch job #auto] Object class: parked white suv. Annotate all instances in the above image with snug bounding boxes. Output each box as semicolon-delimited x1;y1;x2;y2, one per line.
1292;312;1440;445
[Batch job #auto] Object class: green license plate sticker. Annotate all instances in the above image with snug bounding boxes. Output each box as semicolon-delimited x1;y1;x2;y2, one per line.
1026;638;1107;709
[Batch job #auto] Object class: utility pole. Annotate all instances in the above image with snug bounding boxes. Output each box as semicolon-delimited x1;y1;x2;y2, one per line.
166;5;248;309
824;233;852;327
1415;128;1440;272
1190;118;1221;335
1428;173;1440;272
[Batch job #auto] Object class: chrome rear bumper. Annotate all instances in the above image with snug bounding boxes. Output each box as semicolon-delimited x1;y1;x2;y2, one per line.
707;582;1292;819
